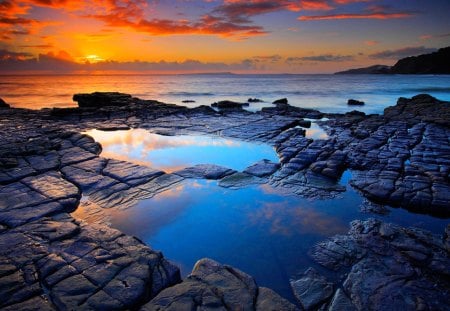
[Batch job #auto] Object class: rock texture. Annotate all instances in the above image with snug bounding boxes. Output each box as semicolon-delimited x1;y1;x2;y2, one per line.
1;91;449;309
141;258;299;311
296;218;450;310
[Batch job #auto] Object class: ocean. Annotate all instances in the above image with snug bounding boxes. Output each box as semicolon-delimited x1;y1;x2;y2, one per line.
1;74;450;113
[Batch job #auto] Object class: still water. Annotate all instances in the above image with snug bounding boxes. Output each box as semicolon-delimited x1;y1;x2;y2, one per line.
85;129;279;172
2;74;450;114
74;128;449;301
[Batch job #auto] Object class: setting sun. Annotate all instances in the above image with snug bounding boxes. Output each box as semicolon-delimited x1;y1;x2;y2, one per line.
80;54;105;64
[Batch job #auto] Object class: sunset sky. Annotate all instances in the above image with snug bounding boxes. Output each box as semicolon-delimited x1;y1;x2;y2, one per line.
1;0;449;73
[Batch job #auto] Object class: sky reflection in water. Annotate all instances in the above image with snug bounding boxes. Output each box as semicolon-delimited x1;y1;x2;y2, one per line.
85;129;279;172
75;176;449;301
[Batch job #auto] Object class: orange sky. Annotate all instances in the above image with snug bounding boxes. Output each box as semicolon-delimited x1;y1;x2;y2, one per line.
1;0;449;73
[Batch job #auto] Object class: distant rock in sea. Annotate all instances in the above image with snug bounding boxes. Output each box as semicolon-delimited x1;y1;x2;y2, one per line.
182;100;196;103
335;65;391;75
211;100;249;109
347;99;365;106
335;46;450;74
248;98;264;103
0;97;10;108
73;92;133;108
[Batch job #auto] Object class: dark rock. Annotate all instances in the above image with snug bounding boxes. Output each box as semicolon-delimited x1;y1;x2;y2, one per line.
142;258;298;310
181;100;196;103
73;92;133;108
290;268;334;310
347;99;365;106
273;98;288;105
248;98;264;103
308;219;450;310
211;100;249;109
0;97;10;108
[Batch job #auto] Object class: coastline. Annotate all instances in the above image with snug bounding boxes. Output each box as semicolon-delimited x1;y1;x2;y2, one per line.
0;93;449;309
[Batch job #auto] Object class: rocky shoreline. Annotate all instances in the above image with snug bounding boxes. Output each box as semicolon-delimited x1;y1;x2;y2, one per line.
0;92;449;310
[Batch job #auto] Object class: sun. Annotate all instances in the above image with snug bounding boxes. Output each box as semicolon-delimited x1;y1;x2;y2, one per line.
78;54;105;64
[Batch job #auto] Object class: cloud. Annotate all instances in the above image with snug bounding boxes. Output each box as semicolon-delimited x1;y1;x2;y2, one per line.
299;4;416;21
286;54;354;63
364;40;379;46
0;48;257;73
420;33;450;41
369;46;437;59
299;11;414;20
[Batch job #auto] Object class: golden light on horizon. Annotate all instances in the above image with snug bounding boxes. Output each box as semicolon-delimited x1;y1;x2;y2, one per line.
79;54;105;64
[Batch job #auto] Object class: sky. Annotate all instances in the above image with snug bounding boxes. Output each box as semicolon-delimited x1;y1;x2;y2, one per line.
0;0;449;74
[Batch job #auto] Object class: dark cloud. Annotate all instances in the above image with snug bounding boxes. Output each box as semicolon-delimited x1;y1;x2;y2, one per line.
369;46;437;59
286;54;354;63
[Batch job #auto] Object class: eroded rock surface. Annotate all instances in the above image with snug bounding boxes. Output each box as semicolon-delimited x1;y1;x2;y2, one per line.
141;258;299;311
1;92;449;309
298;218;450;310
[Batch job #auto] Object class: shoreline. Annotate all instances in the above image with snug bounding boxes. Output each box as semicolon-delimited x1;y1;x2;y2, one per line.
0;93;449;309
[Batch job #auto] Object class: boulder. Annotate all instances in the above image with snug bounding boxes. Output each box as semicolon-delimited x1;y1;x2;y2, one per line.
181;100;196;103
244;159;280;177
73;92;133;108
290;268;334;310
273;98;288;105
211;100;249;109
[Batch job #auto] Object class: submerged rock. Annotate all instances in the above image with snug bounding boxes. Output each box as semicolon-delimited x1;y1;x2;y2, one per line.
290;268;334;310
174;164;236;179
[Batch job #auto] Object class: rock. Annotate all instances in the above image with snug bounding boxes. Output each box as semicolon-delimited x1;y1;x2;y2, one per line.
181;100;196;103
328;288;357;311
308;219;450;310
248;98;264;103
174;164;236;179
335;64;391;75
211;100;249;109
73;92;133;108
290;268;334;310
141;258;298;310
244;159;280;177
218;172;265;189
0;97;10;108
273;98;288;105
347;99;365;106
390;46;450;74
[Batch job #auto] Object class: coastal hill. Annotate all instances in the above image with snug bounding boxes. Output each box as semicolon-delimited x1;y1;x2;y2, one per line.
336;46;450;74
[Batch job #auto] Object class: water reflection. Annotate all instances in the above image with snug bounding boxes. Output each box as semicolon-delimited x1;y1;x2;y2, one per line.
85;129;279;172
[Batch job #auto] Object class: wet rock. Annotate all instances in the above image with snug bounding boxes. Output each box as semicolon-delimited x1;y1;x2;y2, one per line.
0;97;10;108
273;98;288;105
290;268;334;310
174;164;236;179
73;92;133;108
244;159;280;177
211;100;249;109
347;99;365;106
142;258;298;310
248;98;264;103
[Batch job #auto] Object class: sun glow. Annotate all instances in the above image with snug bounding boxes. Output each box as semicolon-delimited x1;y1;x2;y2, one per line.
79;54;105;63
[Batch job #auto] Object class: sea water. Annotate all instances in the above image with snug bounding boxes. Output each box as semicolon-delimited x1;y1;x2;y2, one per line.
2;74;450;114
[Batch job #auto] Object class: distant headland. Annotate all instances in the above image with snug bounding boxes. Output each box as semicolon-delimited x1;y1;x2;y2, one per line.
336;46;450;74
